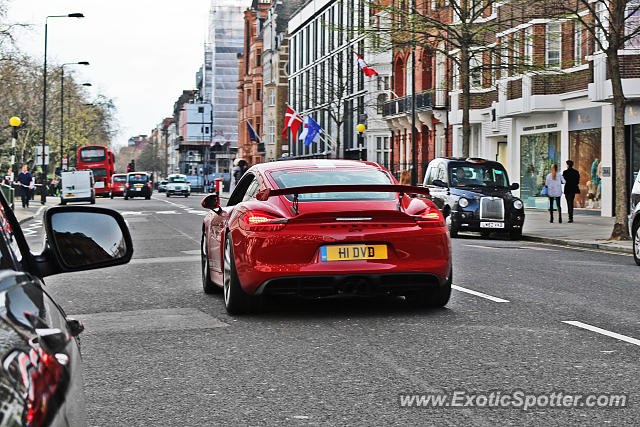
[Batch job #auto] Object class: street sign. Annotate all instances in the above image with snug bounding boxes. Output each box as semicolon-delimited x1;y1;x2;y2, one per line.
35;145;50;166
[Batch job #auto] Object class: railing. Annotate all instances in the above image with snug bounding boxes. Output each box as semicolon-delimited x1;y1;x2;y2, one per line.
382;89;448;118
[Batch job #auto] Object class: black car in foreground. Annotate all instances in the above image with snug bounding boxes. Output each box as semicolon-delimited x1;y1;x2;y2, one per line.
0;192;133;425
423;157;525;239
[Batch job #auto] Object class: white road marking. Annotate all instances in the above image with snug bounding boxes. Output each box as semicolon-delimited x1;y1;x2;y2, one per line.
155;210;180;215
562;321;640;347
130;255;200;264
451;285;510;303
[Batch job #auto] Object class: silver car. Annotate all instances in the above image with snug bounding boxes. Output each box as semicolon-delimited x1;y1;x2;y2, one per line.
630;170;640;265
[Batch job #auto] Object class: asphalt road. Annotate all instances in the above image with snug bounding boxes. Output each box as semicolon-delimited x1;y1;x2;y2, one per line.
21;193;639;426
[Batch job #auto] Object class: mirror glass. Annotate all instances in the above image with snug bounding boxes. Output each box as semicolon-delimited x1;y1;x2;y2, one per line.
50;212;128;268
202;194;220;209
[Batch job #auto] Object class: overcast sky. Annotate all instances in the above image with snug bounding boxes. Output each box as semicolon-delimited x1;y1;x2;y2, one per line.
8;0;211;147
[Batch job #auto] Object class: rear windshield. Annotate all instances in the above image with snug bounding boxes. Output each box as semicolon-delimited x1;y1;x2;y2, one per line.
269;168;395;201
92;168;107;177
80;147;106;163
112;175;126;183
128;174;148;183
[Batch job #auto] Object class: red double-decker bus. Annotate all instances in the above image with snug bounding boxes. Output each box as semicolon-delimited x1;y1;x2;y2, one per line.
77;145;115;196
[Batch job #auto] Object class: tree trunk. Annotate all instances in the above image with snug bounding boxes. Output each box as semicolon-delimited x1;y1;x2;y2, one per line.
607;51;630;240
460;48;471;158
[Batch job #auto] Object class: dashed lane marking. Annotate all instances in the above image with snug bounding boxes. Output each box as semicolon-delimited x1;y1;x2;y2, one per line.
451;285;510;303
562;321;640;347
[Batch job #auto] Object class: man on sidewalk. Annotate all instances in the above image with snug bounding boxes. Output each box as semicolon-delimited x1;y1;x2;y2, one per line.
562;160;580;223
16;165;33;208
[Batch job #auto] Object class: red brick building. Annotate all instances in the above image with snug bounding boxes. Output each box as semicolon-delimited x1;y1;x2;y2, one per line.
238;0;272;166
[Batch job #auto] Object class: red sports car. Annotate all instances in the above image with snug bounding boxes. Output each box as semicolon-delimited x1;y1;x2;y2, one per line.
201;160;451;314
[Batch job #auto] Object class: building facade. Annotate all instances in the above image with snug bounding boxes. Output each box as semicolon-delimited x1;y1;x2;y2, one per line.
261;0;304;162
238;0;272;165
288;0;376;160
202;0;252;174
444;3;640;217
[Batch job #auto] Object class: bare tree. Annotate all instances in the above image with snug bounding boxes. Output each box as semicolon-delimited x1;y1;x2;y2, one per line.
355;0;546;158
541;0;639;239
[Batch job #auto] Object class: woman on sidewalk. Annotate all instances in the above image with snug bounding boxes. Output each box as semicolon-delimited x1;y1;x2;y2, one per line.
545;163;565;223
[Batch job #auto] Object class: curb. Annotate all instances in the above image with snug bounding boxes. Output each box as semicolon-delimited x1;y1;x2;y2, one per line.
522;234;632;254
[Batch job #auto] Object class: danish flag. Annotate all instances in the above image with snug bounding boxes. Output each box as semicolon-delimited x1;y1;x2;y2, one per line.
355;52;378;77
282;105;303;140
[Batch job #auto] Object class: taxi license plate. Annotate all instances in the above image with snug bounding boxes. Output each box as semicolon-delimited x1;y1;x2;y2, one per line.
66;194;74;197
134;184;143;188
480;221;504;229
320;244;387;262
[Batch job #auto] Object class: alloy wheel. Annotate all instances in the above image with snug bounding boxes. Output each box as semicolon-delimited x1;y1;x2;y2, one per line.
635;228;640;259
223;239;232;305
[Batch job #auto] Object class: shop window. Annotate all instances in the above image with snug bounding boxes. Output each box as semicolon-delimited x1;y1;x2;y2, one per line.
570;129;602;209
520;132;560;208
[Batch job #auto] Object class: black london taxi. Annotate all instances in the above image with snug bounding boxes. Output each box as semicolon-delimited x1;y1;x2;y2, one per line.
0;190;132;425
125;171;153;200
423;157;525;239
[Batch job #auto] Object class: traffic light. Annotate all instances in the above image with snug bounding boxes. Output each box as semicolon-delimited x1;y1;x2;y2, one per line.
127;159;135;172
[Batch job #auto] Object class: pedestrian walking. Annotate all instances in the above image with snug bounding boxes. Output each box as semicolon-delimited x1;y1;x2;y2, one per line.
562;160;580;223
544;163;565;223
16;165;34;208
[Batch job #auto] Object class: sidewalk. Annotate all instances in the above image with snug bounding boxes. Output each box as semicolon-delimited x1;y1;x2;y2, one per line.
522;209;632;254
12;199;59;224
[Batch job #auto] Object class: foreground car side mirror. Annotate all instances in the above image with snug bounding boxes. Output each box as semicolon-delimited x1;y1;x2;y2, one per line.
43;206;133;273
432;179;448;188
510;183;520;190
202;194;220;211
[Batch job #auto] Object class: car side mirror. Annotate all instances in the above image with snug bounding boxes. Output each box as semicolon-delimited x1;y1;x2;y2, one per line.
43;206;133;272
432;179;448;188
201;194;220;211
510;183;520;190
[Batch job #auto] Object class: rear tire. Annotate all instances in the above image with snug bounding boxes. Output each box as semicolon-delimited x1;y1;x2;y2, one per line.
406;268;452;308
480;230;491;238
166;193;170;198
90;196;96;205
124;195;128;200
110;193;114;199
60;199;66;206
633;221;640;266
202;233;222;294
509;228;523;240
223;235;253;314
145;195;151;200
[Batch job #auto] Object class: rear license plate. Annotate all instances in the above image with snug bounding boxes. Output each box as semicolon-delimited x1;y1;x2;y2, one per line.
134;188;141;191
95;182;104;188
134;184;143;188
480;221;504;229
66;194;74;197
320;244;388;261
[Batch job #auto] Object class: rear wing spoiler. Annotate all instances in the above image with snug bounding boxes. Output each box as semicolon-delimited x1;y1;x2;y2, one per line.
255;184;430;201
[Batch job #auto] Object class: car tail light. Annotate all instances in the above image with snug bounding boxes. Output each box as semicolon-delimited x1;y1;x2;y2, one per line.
147;183;152;188
240;211;287;231
413;207;445;227
125;183;130;188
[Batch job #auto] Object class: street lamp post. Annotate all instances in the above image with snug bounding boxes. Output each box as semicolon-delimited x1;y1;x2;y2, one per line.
60;62;90;175
356;123;366;161
41;12;84;204
9;116;21;176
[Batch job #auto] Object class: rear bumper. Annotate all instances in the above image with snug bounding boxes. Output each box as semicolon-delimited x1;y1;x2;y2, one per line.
254;273;447;297
451;210;525;231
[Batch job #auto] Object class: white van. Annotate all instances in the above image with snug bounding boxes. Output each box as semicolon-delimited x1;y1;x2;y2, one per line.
61;170;95;205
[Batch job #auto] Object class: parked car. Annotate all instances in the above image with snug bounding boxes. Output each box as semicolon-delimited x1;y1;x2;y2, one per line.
630;170;640;265
60;169;95;205
166;174;190;198
110;173;127;198
201;159;451;314
158;180;168;193
0;191;133;425
424;157;525;239
124;172;153;200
